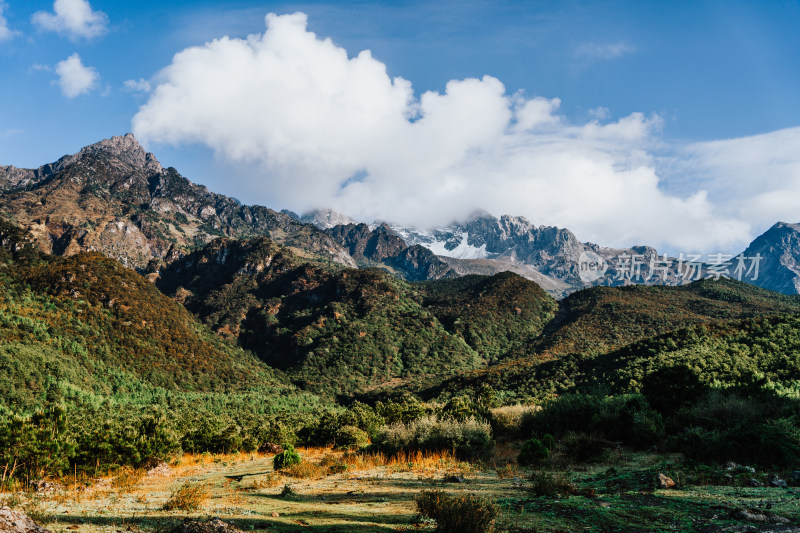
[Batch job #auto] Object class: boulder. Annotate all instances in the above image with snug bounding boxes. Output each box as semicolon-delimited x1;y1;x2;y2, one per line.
0;507;51;533
261;443;283;454
769;475;788;488
172;518;246;533
657;473;675;489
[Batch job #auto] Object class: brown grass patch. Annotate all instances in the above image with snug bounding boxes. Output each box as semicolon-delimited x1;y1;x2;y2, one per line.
162;482;209;511
282;461;325;479
112;467;145;493
495;463;520;479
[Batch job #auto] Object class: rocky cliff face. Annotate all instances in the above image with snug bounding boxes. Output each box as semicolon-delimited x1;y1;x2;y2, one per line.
740;222;800;294
325;222;455;281
0;134;355;271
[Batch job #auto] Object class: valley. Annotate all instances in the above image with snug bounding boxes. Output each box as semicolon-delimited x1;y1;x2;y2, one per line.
2;137;800;532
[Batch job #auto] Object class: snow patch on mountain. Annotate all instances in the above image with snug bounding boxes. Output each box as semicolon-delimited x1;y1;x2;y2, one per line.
425;232;489;259
391;228;490;260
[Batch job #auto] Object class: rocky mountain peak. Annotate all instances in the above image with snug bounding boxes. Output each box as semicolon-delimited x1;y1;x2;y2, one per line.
300;208;356;229
54;133;162;175
740;221;800;294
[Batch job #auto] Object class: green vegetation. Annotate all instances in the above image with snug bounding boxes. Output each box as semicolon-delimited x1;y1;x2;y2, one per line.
415;489;499;533
373;416;494;460
418;272;558;362
273;444;302;470
3;213;800;532
157;237;556;396
534;278;800;358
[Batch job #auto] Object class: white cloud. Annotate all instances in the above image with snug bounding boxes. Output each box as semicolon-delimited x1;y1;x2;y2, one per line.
123;78;151;93
574;42;635;61
588;106;611;121
33;0;108;40
55;53;99;98
0;2;18;41
132;12;770;253
673;128;800;234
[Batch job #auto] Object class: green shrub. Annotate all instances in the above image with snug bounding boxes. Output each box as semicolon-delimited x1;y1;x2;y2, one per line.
678;417;800;467
442;396;483;421
528;470;577;497
415;490;498;533
672;390;800;466
273;443;302;470
518;438;550;466
0;405;74;480
641;365;706;416
561;432;614;463
522;393;663;449
375;396;427;425
373;416;494;461
334;425;369;449
72;407;181;470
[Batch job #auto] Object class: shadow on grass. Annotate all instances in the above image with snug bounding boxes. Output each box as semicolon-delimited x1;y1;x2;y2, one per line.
49;514;407;532
253;489;418;504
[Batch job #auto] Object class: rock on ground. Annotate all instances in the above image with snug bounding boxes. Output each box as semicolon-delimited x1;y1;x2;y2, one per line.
0;507;51;533
172;518;246;533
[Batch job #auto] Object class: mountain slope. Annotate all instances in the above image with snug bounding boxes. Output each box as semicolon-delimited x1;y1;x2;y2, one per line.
740;221;800;294
0;218;293;412
534;278;800;358
403;278;800;402
0;134;354;271
418;272;558;363
426;311;800;404
156;236;557;395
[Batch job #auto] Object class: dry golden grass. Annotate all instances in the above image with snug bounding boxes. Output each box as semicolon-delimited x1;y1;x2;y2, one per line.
281;461;325;479
112;466;146;493
495;463;520;479
490;403;540;437
162;482;209;511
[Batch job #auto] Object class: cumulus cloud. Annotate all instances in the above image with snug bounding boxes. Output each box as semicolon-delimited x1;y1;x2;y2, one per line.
574;42;635;61
0;2;17;41
55;53;98;97
33;0;108;40
133;12;765;252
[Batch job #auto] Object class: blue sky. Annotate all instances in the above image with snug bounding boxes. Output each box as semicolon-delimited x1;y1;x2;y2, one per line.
1;1;800;253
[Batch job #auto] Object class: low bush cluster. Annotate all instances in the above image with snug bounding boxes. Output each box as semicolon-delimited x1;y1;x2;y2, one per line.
162;482;208;511
673;391;800;466
373;416;494;460
527;470;577;497
522;393;664;449
415;489;498;533
489;404;539;438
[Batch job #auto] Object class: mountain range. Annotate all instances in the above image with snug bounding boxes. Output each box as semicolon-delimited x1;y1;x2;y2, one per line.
3;133;800;406
3;133;797;297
